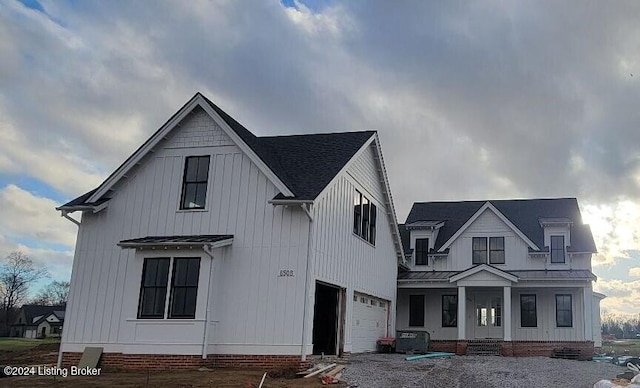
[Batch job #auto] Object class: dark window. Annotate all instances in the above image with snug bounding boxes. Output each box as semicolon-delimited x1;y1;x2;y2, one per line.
551;235;565;263
368;204;377;244
353;191;362;236
520;294;537;327
556;294;572;327
472;237;487;264
489;237;505;264
138;258;170;319
352;190;376;246
442;295;457;327
409;295;425;327
361;196;370;241
415;238;429;265
180;156;210;209
169;258;201;319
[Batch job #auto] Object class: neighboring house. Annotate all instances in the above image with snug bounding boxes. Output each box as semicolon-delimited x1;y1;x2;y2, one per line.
10;305;65;338
56;93;403;370
396;198;603;359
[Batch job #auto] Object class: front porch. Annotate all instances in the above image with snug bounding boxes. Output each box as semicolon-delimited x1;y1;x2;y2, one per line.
397;265;596;358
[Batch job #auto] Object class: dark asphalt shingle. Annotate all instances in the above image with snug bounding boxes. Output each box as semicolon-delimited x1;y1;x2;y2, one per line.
404;198;596;253
118;235;233;246
61;93;375;207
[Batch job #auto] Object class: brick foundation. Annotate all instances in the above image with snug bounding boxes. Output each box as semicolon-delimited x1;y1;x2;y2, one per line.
507;341;594;360
428;340;594;359
62;352;311;371
429;340;458;353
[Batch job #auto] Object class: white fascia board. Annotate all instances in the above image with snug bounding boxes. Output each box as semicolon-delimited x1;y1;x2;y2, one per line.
88;94;294;204
449;264;519;283
438;201;539;252
592;292;607;300
314;133;405;261
197;96;294;197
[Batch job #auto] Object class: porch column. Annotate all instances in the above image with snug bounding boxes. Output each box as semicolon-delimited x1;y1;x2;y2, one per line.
457;286;466;340
503;286;512;341
583;286;593;341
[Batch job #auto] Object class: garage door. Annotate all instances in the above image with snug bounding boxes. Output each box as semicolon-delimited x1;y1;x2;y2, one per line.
352;293;389;353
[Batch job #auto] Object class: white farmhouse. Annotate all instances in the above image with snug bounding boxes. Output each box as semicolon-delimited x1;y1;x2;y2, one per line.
57;93;404;370
397;199;604;358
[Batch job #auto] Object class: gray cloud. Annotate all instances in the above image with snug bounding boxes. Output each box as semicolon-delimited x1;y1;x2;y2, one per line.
1;0;640;300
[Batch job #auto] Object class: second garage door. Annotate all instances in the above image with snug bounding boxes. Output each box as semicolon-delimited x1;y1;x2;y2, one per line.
351;293;389;353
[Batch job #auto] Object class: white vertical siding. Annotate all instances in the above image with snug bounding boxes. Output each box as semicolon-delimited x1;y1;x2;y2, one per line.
307;141;398;353
62;112;309;355
396;288;457;340
511;288;585;341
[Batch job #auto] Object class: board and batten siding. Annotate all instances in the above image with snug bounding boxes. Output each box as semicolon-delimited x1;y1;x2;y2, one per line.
306;141;398;353
421;209;590;272
511;288;586;341
62;109;309;355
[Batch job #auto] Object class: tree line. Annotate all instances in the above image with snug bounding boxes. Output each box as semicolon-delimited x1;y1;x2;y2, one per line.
0;251;70;336
602;313;640;339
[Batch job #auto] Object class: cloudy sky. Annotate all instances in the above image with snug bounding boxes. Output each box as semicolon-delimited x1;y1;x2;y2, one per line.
1;0;639;316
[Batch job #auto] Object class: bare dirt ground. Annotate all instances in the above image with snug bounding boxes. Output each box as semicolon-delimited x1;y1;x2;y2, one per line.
0;343;329;388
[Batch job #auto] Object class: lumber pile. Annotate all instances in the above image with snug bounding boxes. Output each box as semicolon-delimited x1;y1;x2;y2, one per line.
297;363;348;385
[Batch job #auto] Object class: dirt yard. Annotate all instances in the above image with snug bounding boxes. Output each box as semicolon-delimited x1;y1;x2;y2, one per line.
0;342;329;387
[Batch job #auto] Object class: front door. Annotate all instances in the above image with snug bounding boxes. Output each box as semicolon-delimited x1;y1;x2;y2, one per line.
473;293;503;339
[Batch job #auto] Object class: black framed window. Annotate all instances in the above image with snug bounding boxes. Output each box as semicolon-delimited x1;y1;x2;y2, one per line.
489;237;505;264
442;295;457;327
415;238;429;266
409;295;425;327
520;294;537;327
169;258;201;319
180;156;210;209
368;204;377;245
361;196;370;242
556;294;572;327
352;190;376;246
472;237;487;264
551;235;565;263
353;191;362;235
138;258;170;319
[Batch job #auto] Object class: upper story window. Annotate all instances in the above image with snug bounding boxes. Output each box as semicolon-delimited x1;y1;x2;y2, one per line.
550;235;565;263
138;257;201;319
472;237;505;264
180;156;210;210
353;190;376;245
415;238;429;265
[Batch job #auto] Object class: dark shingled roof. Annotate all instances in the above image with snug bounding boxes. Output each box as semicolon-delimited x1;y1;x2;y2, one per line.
404;198;596;253
118;235;233;247
18;305;66;325
61;93;375;208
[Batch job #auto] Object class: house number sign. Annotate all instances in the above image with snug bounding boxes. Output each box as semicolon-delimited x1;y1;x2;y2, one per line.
279;269;295;277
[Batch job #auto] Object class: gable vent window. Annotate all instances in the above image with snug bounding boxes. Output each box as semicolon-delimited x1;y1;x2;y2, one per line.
551;235;565;263
180;156;210;209
138;257;201;319
353;190;377;245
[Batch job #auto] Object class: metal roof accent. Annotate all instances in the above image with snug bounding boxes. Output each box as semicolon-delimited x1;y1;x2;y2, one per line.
118;235;234;248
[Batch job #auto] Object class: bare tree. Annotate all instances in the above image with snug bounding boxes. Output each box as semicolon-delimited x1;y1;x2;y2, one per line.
0;251;49;330
32;280;70;306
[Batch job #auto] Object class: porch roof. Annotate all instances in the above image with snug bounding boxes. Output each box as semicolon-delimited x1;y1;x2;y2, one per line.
398;269;596;282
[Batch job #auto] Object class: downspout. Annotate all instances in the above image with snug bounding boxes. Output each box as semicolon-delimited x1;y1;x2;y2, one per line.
300;204;314;361
57;210;80;368
202;244;215;359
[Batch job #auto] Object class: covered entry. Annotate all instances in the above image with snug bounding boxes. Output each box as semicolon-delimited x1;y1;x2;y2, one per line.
470;291;503;339
351;292;389;352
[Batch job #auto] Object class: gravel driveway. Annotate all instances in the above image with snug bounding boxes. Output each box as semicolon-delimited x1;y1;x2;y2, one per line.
340;353;624;388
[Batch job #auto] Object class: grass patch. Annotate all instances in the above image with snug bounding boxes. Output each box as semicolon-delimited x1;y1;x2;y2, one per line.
602;339;640;355
0;337;60;352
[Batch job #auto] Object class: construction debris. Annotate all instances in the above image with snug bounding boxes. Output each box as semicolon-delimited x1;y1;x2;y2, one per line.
304;363;337;378
405;352;455;361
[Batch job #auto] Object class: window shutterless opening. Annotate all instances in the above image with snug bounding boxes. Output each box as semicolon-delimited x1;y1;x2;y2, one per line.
180;156;210;210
